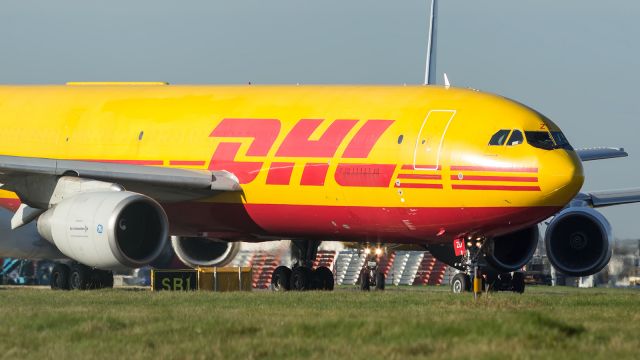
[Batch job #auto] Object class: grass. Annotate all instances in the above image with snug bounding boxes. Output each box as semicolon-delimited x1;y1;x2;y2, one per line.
0;286;638;360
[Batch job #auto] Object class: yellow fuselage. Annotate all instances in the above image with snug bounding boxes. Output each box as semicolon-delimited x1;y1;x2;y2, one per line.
0;84;584;243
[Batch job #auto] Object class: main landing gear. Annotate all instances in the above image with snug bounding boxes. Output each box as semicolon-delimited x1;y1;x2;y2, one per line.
451;239;525;296
271;240;334;291
50;262;114;290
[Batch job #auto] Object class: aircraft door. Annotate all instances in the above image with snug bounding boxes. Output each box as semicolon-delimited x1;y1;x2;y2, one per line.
413;110;456;170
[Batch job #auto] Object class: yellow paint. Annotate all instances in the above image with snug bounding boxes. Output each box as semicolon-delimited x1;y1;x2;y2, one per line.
0;85;584;209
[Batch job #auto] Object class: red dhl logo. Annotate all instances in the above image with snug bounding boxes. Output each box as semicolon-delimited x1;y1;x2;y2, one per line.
207;118;395;186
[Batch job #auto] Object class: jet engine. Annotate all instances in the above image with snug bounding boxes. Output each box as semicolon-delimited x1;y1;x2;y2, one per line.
170;236;240;268
544;207;611;277
37;191;169;270
484;226;539;273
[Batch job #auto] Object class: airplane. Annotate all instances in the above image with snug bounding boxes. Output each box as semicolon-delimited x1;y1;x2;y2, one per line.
0;0;638;293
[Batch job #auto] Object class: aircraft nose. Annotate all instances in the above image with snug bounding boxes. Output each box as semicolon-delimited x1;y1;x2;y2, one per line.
540;150;584;204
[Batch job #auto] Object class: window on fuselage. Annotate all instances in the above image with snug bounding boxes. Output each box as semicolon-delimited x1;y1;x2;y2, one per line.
506;130;523;146
489;129;511;146
551;131;573;150
525;131;555;150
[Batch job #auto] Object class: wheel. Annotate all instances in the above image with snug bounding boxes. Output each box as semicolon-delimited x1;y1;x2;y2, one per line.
359;269;371;291
375;270;385;291
512;271;525;294
93;269;113;289
290;266;312;291
271;266;292;291
50;263;70;290
311;266;334;291
497;272;513;291
69;264;90;290
451;272;470;294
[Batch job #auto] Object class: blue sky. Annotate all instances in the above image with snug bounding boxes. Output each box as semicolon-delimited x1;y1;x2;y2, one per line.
1;0;639;238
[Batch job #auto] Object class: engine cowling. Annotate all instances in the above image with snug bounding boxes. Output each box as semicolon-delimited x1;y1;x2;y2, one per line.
484;226;539;273
170;236;240;268
545;207;611;277
37;191;169;270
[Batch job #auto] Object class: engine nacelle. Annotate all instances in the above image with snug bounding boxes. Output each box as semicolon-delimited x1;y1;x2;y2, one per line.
37;191;169;270
0;207;65;260
170;236;240;268
545;207;612;277
484;226;539;273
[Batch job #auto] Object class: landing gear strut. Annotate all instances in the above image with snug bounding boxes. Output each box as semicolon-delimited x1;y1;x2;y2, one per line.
270;240;335;291
50;262;114;290
359;247;385;291
452;238;526;296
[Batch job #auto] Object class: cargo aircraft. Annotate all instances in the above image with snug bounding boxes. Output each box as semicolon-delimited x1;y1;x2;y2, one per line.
0;0;638;292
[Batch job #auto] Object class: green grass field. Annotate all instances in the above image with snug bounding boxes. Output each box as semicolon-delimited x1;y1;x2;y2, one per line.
0;286;638;360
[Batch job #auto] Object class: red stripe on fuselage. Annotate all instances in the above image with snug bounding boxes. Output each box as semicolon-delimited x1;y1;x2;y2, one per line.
450;165;538;173
452;184;541;191
82;159;164;165
398;174;442;180
402;164;440;170
451;175;538;182
169;160;206;166
395;183;443;189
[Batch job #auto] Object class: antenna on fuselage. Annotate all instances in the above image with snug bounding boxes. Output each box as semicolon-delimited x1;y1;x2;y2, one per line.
424;0;438;85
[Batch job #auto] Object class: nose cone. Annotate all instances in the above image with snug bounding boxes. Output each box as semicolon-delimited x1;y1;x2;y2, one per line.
540;150;584;206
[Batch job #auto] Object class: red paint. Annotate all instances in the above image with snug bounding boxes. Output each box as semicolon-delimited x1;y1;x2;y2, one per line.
276;119;358;157
451;175;538;182
453;238;466;256
334;164;396;187
82;159;164;165
0;198;21;212
402;164;440;170
451;165;538;173
397;174;442;180
300;163;330;186
266;162;295;185
169;160;206;166
208;143;262;184
210;118;280;156
452;184;541;191
342;120;394;158
395;183;443;189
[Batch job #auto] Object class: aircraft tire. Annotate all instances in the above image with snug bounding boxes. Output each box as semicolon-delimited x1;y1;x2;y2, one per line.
311;266;334;291
512;272;525;294
69;264;90;290
290;266;312;291
375;271;385;291
50;263;70;290
451;272;470;294
95;269;114;289
272;266;292;291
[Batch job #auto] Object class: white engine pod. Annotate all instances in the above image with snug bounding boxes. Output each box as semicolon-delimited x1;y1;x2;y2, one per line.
37;191;169;270
0;207;65;260
545;207;612;277
171;236;240;268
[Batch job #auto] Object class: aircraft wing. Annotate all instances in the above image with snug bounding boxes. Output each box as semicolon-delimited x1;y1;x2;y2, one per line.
575;188;640;208
576;147;627;161
0;155;240;204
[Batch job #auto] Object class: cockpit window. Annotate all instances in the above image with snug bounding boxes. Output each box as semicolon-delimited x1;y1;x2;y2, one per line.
551;131;573;150
488;129;510;146
525;131;555;150
506;130;523;146
525;131;573;150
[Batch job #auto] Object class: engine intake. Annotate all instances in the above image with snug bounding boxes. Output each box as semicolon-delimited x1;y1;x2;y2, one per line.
171;236;239;268
545;207;611;277
484;226;539;272
37;191;169;270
